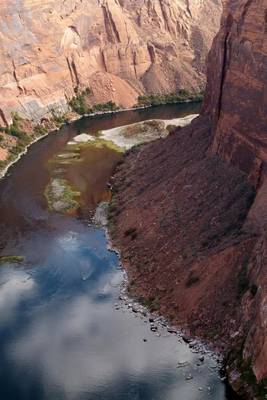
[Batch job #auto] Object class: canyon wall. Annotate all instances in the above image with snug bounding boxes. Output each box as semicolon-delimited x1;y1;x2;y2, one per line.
110;0;267;397
203;0;267;392
203;0;267;187
0;0;221;125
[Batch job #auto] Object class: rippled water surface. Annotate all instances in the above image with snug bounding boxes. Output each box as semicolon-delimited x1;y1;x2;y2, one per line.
0;104;236;400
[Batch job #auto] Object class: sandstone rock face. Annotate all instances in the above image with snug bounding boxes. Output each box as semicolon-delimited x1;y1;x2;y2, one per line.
202;0;267;386
203;0;267;187
0;0;221;125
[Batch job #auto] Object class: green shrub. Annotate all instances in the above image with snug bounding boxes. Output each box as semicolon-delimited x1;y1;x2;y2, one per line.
2;111;30;142
69;87;92;115
136;90;203;107
34;124;47;137
91;101;118;113
50;109;68;125
9;125;25;139
69;94;88;115
69;86;119;115
5;112;26;139
0;160;6;169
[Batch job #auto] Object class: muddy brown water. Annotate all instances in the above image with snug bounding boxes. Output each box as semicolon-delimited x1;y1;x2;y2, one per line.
0;103;238;400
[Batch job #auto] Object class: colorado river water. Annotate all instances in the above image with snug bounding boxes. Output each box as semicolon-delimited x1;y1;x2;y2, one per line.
0;104;237;400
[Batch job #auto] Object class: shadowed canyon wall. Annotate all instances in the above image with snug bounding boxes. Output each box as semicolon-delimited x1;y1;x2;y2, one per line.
0;0;221;125
203;0;267;187
204;0;267;391
110;0;267;397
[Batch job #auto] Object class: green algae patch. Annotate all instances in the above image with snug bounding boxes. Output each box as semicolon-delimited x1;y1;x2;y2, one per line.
0;256;24;265
88;139;125;153
56;152;80;160
54;152;82;165
47;148;82;166
45;178;81;214
68;139;125;154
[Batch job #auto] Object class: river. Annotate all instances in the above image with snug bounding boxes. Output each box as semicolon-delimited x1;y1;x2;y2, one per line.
0;103;236;400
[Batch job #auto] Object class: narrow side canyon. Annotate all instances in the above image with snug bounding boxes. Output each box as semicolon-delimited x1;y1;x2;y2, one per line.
110;1;267;398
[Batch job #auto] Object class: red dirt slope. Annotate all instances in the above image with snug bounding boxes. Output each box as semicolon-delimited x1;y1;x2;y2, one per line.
110;0;267;398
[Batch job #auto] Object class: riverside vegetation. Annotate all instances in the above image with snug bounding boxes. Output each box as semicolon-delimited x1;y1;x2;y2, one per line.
0;111;69;173
0;255;24;264
136;90;203;107
68;87;119;115
0;88;201;177
68;87;203;116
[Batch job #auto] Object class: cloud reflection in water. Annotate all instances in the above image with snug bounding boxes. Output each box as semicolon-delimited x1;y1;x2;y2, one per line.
0;269;35;323
0;228;226;400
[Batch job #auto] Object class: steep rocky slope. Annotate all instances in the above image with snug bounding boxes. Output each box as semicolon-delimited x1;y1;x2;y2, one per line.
205;0;267;393
110;0;267;398
203;0;267;188
0;0;221;125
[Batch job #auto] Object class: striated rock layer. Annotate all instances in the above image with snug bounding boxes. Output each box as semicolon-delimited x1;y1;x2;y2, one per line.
110;0;267;398
0;0;221;125
203;0;267;188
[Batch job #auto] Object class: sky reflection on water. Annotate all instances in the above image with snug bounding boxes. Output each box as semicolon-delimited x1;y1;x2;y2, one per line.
0;218;228;400
0;104;232;400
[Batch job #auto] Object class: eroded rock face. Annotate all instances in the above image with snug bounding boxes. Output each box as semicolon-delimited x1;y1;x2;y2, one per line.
203;0;267;187
110;0;267;397
202;0;267;387
0;0;221;124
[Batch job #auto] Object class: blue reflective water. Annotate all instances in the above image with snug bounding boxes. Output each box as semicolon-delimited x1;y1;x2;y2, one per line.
0;104;237;400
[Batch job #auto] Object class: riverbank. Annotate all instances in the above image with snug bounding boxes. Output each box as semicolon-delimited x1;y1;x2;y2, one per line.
108;115;267;399
0;99;201;180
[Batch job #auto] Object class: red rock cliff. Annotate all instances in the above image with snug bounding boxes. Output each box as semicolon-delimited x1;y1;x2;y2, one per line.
204;1;267;389
0;0;221;125
203;0;267;187
110;0;267;398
